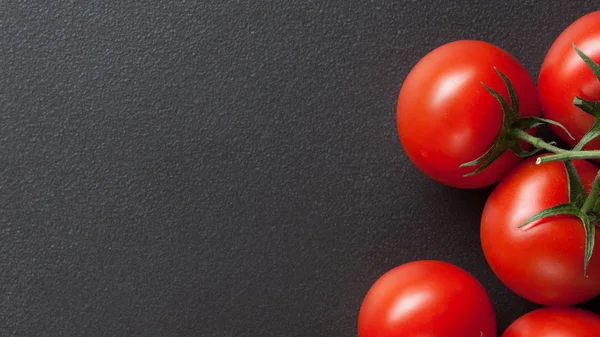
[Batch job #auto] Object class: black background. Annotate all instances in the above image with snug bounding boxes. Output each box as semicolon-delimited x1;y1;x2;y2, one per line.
1;1;599;336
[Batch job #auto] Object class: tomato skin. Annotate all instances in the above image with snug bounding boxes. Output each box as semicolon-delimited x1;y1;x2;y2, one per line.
358;260;496;337
481;157;600;306
397;40;539;189
538;11;600;149
502;307;600;337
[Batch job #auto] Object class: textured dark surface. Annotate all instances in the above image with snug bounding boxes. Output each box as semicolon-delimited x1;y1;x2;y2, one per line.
1;1;599;336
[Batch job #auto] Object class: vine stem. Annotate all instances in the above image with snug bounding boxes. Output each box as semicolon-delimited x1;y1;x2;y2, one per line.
510;129;566;153
536;151;600;164
512;129;600;164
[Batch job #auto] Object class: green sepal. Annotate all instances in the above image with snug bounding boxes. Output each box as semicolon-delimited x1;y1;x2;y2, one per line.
460;68;572;176
571;44;600;150
518;203;582;229
594;198;600;217
480;82;513;123
519;161;599;277
459;78;514;175
459;74;519;175
572;97;600;150
494;67;520;119
574;118;600;151
574;43;600;82
481;69;520;127
582;216;596;277
565;159;587;207
518;117;574;141
459;140;506;176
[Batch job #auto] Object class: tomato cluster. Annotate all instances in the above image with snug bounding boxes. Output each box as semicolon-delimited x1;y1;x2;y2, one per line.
359;11;600;337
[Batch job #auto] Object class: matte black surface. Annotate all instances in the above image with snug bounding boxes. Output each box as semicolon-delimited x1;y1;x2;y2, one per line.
1;1;599;336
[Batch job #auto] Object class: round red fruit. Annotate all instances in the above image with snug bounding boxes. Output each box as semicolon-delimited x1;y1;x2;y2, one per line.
358;260;496;337
397;40;539;188
481;157;600;305
538;11;600;149
502;307;600;337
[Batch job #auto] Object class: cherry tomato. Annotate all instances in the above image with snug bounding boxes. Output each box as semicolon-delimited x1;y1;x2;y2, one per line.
397;40;539;189
502;307;600;337
481;157;600;306
538;11;600;148
358;260;496;337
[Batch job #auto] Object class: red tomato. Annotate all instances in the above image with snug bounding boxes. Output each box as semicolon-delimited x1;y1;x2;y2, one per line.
502;307;600;337
481;157;600;306
538;11;600;148
358;260;496;337
397;40;539;189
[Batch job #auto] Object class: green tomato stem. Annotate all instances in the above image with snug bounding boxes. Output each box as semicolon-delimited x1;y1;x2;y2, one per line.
512;129;600;164
535;151;600;164
511;129;566;154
